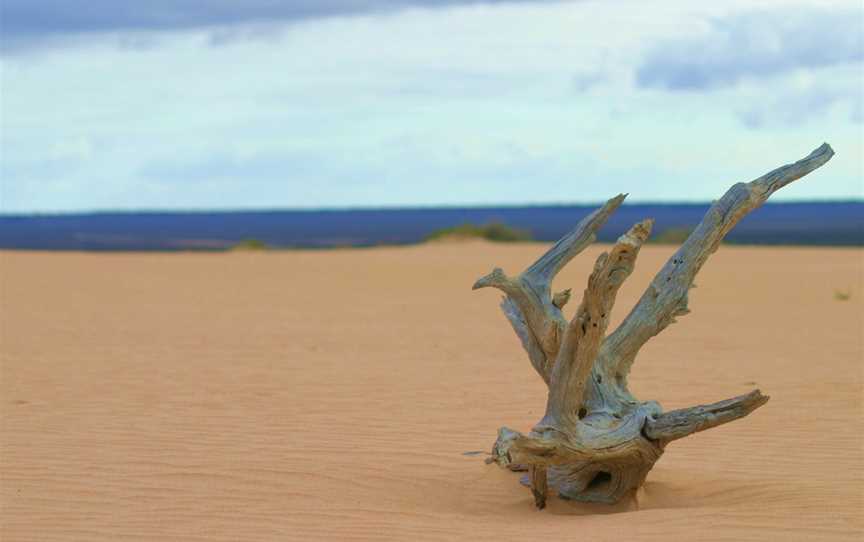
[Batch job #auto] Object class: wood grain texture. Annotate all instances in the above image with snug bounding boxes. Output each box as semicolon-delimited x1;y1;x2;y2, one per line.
1;244;862;539
601;143;836;380
478;145;837;506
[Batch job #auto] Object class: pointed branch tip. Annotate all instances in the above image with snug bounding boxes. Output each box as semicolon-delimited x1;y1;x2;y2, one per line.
473;267;508;290
602;143;833;378
618;219;654;246
644;389;770;443
552;288;572;309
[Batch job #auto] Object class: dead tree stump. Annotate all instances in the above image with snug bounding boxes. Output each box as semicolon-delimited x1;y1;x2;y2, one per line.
473;143;834;508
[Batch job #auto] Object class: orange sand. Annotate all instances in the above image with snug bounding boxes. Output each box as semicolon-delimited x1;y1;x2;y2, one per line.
1;244;862;540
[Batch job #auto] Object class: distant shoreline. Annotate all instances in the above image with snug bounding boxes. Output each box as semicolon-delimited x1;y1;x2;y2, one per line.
1;201;861;250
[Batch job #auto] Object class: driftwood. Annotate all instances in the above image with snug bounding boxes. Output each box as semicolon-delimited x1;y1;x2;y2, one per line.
474;143;834;508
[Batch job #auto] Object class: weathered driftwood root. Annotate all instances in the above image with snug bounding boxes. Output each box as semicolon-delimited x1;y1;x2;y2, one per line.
475;144;834;508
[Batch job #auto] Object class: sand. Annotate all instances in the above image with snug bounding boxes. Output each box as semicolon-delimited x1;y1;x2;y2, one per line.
1;243;862;541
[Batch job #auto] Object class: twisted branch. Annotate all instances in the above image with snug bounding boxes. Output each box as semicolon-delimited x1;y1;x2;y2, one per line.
543;220;653;429
473;194;626;382
645;389;770;444
475;143;834;507
601;144;835;379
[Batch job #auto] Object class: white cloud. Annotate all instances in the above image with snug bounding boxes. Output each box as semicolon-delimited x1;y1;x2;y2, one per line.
1;0;861;212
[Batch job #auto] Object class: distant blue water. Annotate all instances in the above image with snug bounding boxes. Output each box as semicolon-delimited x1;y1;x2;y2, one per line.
0;201;861;250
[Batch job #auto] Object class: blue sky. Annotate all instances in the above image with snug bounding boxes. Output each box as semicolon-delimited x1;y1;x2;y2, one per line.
1;0;862;212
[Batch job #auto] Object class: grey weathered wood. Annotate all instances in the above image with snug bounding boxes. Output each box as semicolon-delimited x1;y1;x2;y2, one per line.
474;143;834;508
474;194;626;383
543;220;653;431
645;390;770;443
529;465;548;509
599;143;836;380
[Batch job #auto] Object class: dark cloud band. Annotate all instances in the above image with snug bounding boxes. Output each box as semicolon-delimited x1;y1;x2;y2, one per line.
636;8;864;91
1;0;553;47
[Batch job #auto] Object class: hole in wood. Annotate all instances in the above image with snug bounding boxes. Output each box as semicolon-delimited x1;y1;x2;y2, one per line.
587;471;612;492
473;144;830;508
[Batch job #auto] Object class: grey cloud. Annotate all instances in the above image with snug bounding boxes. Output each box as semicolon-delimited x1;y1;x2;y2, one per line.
139;148;360;185
636;8;864;91
737;85;864;129
571;71;608;92
1;0;557;52
1;155;85;181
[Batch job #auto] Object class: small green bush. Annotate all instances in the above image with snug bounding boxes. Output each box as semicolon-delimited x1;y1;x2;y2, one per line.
232;238;269;250
425;222;532;243
834;289;851;301
651;227;693;245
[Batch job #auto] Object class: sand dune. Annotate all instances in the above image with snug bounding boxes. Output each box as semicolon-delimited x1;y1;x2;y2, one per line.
1;243;862;541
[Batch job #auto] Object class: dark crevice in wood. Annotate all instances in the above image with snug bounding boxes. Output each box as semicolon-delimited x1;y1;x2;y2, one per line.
476;144;833;508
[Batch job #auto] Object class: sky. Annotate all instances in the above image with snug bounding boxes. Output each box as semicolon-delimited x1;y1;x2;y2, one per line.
1;0;862;213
